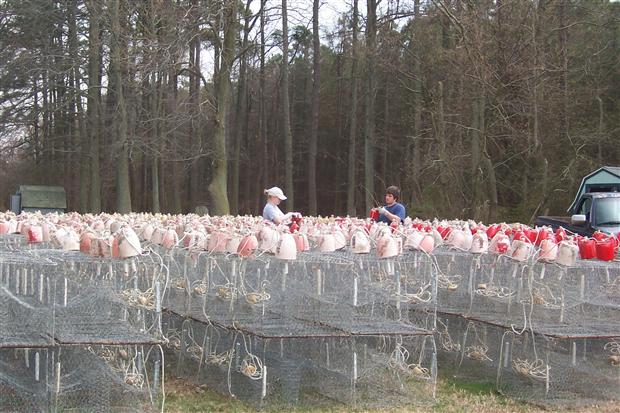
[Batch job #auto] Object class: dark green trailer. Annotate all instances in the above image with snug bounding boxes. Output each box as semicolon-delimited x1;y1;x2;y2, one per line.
10;185;67;214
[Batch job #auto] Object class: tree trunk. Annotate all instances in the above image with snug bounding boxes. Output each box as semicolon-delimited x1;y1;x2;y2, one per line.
258;0;267;213
410;0;422;204
207;0;237;215
170;70;182;214
110;0;132;213
151;73;161;213
364;0;377;211
69;0;88;212
281;0;294;210
231;0;252;215
188;2;201;211
86;0;102;213
435;80;450;214
470;93;482;220
307;0;320;216
346;0;359;216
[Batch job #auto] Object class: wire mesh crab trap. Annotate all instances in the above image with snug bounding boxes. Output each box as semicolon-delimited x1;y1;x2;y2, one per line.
496;330;620;407
0;234;31;251
0;246;164;412
0;252;60;348
431;253;620;337
1;248;163;347
0;345;162;413
434;313;501;383
161;250;435;337
162;312;437;408
312;250;439;331
434;313;620;407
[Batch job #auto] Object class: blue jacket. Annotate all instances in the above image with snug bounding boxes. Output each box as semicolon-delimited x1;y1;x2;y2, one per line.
378;202;406;224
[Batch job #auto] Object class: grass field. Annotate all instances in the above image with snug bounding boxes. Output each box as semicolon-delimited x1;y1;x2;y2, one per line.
162;374;620;413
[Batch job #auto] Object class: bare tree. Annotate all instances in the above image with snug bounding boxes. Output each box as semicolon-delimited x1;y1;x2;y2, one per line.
347;0;360;216
364;0;378;212
307;0;320;216
281;0;294;210
208;0;237;215
109;0;132;213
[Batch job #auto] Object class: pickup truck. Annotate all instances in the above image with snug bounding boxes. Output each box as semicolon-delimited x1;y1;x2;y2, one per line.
536;192;620;237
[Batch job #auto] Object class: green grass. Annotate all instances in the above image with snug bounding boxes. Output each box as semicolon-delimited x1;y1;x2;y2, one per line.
162;374;620;413
162;374;529;413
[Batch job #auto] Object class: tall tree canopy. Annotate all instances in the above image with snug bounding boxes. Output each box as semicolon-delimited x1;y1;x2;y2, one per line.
0;0;618;223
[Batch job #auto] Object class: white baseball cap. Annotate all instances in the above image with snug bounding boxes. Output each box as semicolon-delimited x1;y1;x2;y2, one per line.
265;186;287;200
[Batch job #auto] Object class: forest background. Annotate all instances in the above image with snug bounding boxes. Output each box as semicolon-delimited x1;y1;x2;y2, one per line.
0;0;618;224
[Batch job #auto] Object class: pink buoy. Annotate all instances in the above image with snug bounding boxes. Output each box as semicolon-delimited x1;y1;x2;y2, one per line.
80;232;95;254
27;225;43;243
351;230;371;254
489;232;510;254
117;227;142;258
293;233;310;252
89;237;102;257
162;228;178;249
539;238;558;262
377;234;402;259
419;234;435;254
226;235;242;255
507;239;532;262
141;224;155;242
258;227;279;252
275;233;297;260
556;241;579;266
207;231;230;253
404;230;424;251
319;233;337;253
237;234;258;257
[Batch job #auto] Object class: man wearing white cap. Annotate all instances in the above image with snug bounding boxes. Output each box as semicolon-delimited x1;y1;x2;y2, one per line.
262;186;301;225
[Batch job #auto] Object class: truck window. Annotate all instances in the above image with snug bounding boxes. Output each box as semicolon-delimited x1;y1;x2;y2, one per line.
578;198;592;219
594;197;620;227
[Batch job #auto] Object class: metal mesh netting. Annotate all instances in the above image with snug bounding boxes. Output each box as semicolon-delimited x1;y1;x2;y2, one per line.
1;253;60;348
0;240;163;413
0;235;54;252
2;229;619;409
0;345;161;412
497;332;620;406
163;312;437;408
0;249;161;347
434;314;620;406
159;247;436;337
430;252;620;337
153;246;439;408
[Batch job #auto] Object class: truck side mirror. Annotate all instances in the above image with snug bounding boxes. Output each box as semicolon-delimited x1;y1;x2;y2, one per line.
571;214;587;225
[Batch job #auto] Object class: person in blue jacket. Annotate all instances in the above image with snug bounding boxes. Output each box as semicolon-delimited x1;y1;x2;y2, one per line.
372;185;406;224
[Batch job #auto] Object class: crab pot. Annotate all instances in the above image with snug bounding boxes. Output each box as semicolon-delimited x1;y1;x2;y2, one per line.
497;331;620;407
0;253;60;348
162;251;436;337
163;312;437;409
269;252;436;335
430;249;478;315
433;314;502;383
433;252;620;338
0;345;161;413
